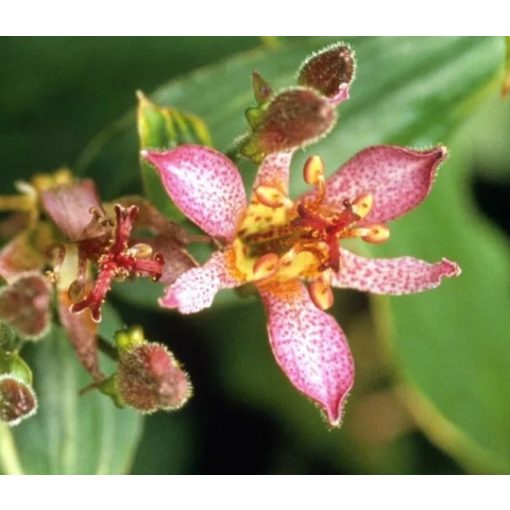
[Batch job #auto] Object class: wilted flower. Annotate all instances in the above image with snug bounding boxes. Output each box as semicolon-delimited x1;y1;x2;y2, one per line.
0;170;197;381
142;143;461;426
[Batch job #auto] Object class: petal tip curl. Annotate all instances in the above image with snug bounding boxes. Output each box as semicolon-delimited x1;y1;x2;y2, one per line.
439;258;462;279
323;381;353;428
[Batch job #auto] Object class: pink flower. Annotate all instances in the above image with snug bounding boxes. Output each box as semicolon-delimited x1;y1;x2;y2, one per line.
142;144;461;426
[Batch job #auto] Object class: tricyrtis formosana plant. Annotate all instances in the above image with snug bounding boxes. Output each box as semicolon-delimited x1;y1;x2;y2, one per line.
0;42;461;431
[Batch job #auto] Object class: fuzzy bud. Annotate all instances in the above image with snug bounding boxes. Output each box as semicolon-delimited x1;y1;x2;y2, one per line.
110;327;192;414
298;43;355;105
0;375;38;426
241;87;336;163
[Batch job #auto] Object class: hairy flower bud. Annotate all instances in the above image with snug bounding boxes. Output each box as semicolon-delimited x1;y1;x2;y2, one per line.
241;87;336;163
116;342;191;413
101;327;192;414
298;43;355;105
0;375;38;426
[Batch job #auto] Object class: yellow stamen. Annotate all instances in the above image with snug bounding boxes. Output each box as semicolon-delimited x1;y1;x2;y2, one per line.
362;224;390;244
252;253;280;280
254;185;293;209
308;276;334;310
351;193;374;220
303;155;325;186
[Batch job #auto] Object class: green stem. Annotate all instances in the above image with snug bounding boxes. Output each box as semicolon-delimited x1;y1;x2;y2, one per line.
0;423;23;474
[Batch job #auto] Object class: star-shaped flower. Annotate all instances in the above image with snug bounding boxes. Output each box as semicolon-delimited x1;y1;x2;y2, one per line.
142;143;461;427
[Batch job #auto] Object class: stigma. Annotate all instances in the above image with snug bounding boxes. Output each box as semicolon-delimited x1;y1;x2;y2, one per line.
69;205;164;322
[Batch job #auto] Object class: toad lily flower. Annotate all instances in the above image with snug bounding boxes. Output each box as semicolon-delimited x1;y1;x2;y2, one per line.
142;144;461;426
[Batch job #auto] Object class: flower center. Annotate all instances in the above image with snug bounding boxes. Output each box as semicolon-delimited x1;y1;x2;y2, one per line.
68;205;164;322
230;155;390;310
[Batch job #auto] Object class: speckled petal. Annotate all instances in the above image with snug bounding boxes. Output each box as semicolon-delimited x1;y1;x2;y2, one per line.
142;145;247;242
257;279;354;427
160;250;241;314
41;179;103;242
253;151;294;194
332;249;461;294
321;145;447;223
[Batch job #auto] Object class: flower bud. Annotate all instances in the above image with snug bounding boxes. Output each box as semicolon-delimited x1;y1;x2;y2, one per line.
116;342;192;413
0;375;38;426
109;327;192;414
240;88;336;163
298;43;355;105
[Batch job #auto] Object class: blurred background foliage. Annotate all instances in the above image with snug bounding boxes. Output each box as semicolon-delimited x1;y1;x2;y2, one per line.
0;37;509;474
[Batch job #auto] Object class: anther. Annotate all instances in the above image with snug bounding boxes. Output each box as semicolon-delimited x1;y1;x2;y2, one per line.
254;185;292;209
362;224;390;244
309;276;334;311
252;253;280;280
351;193;374;220
303;156;325;186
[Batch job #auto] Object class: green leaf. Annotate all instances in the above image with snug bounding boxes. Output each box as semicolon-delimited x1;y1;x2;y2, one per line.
0;320;143;474
502;36;510;97
137;91;212;218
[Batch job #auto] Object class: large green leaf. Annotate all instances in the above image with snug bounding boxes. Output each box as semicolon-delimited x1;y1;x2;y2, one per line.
0;308;143;474
77;37;509;472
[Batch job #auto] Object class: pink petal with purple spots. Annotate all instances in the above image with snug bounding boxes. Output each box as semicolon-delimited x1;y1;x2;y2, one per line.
41;179;103;242
142;145;247;242
258;279;354;427
332;249;461;295
253;151;294;194
320;145;447;223
160;251;241;314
